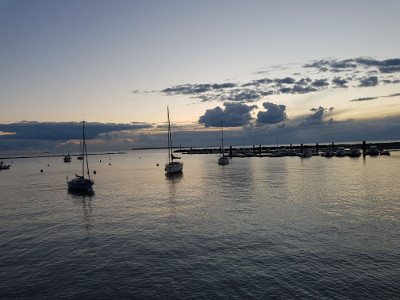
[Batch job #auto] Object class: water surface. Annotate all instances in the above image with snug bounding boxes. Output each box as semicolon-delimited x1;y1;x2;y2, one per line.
1;150;399;299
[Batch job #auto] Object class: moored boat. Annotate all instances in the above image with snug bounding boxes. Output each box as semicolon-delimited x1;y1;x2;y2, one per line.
335;147;346;157
0;161;11;170
63;153;72;162
321;147;334;157
67;121;94;193
348;147;361;157
218;121;229;165
165;107;183;174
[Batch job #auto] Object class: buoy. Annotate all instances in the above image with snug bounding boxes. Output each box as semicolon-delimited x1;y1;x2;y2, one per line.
40;169;43;172
157;163;159;166
93;170;97;174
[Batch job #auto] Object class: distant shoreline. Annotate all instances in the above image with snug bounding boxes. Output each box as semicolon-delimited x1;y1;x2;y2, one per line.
175;141;400;153
0;151;126;160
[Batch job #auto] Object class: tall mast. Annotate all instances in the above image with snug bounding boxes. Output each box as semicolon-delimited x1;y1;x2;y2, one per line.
221;120;224;157
82;121;90;180
167;107;172;163
82;121;85;177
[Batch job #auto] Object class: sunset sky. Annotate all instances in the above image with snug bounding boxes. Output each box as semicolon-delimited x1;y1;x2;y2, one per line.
1;0;400;154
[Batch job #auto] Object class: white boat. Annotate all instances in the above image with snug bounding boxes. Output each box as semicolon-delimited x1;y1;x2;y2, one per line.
67;121;94;192
0;161;11;170
218;121;229;165
63;153;72;162
165;107;183;174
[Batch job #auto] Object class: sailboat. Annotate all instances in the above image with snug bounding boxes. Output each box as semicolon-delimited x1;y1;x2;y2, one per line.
67;121;94;192
165;107;183;174
218;121;229;165
63;152;72;162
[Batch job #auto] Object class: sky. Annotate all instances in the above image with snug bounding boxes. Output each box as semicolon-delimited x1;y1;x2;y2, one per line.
1;0;400;155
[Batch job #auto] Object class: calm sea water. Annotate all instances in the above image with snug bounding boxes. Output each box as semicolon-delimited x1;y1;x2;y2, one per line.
1;150;399;299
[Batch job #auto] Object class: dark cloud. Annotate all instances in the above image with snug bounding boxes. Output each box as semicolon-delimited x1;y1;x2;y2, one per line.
256;102;288;124
332;77;348;88
161;82;237;95
156;57;400;105
274;77;296;85
0;121;152;141
382;79;400;84
358;76;379;87
305;57;400;74
222;89;263;102
280;85;317;94
296;78;312;85
311;79;329;87
198;103;257;127
300;107;336;126
350;97;378;102
350;92;400;102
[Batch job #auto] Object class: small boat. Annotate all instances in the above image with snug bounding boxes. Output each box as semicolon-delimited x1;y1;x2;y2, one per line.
335;147;346;157
299;148;312;158
63;153;72;162
165;107;183;174
380;149;390;156
0;161;11;170
321;147;334;157
348;147;361;157
67;121;94;192
77;155;83;160
366;145;379;156
218;121;229;165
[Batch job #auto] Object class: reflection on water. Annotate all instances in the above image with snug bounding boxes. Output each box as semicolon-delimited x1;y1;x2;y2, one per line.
68;191;96;256
0;150;399;299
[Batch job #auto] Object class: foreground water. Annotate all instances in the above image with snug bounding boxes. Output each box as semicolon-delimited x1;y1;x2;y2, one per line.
1;150;399;299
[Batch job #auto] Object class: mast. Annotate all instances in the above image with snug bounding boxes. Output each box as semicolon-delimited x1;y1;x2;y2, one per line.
81;121;85;177
221;120;225;157
167;107;172;164
82;121;90;180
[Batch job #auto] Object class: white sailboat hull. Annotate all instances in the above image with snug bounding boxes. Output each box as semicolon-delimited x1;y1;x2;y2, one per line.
218;156;229;165
165;162;183;174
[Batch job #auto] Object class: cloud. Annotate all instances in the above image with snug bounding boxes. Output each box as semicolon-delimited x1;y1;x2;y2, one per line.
155;57;400;104
332;77;349;88
161;82;237;95
350;96;379;102
0;121;152;141
357;76;379;87
256;102;288;124
300;107;336;126
311;78;329;87
198;103;257;127
304;57;400;74
350;92;400;102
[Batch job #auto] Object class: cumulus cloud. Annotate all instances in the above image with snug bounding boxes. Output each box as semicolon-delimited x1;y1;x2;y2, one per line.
198;103;257;127
154;56;400;104
300;107;336;126
332;77;349;88
256;102;288;124
358;76;379;87
304;57;400;74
